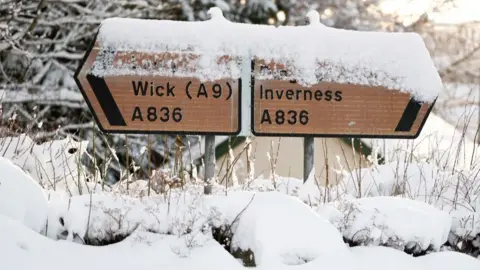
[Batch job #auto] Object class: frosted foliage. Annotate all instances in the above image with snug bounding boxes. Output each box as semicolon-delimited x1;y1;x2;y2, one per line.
1;0;287;131
0;134;99;195
318;196;452;252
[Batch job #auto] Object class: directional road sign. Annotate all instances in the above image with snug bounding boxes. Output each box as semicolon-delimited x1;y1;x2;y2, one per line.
74;39;241;135
251;59;435;138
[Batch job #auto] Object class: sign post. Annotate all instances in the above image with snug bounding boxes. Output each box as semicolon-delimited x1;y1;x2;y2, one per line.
204;135;215;194
304;136;314;183
75;8;440;189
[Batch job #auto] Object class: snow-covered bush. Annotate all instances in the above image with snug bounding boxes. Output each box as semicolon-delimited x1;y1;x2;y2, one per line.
325;161;480;258
318;196;452;255
46;192;211;245
46;190;347;267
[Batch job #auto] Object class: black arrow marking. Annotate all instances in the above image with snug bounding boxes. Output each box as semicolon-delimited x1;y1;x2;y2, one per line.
395;98;422;132
86;74;126;126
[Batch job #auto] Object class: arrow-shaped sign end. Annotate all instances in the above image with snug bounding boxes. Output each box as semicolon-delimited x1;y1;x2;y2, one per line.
86;74;127;127
395;98;422;132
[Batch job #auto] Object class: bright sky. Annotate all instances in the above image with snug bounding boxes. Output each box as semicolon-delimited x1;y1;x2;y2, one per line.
379;0;480;25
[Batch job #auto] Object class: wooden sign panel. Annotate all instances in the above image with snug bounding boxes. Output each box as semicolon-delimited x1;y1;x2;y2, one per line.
74;40;241;135
251;59;435;138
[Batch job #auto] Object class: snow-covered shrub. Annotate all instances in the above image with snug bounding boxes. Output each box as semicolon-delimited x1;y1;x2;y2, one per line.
318;196;452;255
45;191;213;245
48;190;348;267
330;161;480;258
446;210;480;258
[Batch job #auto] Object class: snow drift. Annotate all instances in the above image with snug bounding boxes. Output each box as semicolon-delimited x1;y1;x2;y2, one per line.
0;157;48;234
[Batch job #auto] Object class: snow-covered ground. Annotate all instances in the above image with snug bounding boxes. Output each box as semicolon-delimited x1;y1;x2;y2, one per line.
1;134;480;270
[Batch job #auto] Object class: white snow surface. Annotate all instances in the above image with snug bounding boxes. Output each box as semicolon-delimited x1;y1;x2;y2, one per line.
209;191;348;266
318;196;452;252
1;198;480;270
92;8;442;103
0;157;48;234
0;157;480;269
351;246;480;270
0;214;241;270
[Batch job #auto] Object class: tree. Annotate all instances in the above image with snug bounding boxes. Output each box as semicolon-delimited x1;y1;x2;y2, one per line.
0;0;298;183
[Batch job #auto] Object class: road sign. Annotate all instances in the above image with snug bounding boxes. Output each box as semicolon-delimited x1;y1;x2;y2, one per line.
74;39;241;135
251;59;435;138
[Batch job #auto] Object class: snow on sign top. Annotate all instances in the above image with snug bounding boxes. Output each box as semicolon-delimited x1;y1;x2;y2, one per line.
95;7;442;103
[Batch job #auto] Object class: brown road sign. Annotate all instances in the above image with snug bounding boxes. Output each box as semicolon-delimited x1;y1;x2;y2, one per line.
251;59;435;138
74;39;241;135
